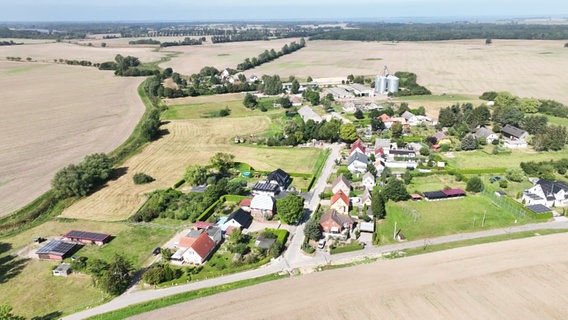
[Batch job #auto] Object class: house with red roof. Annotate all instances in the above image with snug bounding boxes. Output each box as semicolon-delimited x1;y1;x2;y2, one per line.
319;209;354;240
330;190;350;214
182;232;216;264
349;138;366;156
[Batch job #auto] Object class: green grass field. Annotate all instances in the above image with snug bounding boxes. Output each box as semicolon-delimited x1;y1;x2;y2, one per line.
377;194;530;245
444;148;568;170
162;98;282;120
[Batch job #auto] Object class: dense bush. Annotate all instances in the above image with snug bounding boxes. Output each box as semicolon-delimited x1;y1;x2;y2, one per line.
133;172;155;184
52;153;112;199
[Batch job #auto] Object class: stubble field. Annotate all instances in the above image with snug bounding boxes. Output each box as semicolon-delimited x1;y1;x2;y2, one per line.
133;232;568;320
60;116;321;221
0;61;147;216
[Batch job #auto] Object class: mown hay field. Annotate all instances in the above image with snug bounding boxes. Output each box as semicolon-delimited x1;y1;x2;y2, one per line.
61;117;322;221
0;61;147;216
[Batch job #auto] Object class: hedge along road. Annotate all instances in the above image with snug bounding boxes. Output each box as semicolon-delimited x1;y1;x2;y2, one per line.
62;143;568;319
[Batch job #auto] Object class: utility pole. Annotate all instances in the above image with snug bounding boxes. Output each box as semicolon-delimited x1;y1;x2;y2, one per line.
482;210;486;227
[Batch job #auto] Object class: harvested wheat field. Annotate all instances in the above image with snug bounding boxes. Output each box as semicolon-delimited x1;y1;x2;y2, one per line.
234;39;568;104
0;41;163;64
160;38;301;76
133;233;568;320
0;61;145;216
61;117;321;221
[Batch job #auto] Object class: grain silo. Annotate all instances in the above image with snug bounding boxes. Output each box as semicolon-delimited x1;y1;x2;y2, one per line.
387;74;399;93
375;75;387;94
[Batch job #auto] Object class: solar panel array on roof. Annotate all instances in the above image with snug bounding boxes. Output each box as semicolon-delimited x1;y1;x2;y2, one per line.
64;230;110;242
526;204;552;214
423;191;447;200
36;240;77;256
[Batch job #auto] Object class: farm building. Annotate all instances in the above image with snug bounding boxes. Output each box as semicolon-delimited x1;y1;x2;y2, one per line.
298;106;323;123
36;240;78;260
62;230;111;246
423;189;465;201
501;125;528;140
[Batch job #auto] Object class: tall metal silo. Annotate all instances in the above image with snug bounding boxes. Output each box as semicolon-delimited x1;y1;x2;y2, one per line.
387;75;399;93
376;75;387;93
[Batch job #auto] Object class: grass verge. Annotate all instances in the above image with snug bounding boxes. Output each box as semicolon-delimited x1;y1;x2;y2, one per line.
87;273;286;320
396;229;568;257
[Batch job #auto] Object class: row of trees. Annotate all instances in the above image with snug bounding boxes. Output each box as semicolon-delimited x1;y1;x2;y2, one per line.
391;72;431;97
520;159;568;180
236;39;305;71
160;37;203;47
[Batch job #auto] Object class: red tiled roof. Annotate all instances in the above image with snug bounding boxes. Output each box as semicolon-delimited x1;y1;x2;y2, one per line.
350;144;365;154
330;190;349;206
193;222;215;230
240;198;252;207
190;232;215;259
410;194;423;199
179;236;197;248
375;147;384;155
379;114;391;121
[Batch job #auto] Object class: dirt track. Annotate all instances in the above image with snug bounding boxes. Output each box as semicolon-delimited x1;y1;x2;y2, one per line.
132;233;568;320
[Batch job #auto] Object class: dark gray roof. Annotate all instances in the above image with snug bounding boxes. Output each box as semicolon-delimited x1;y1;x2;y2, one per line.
536;179;568;198
64;230;110;242
227;209;252;227
474;127;494;138
36;240;77;256
347;152;369;166
267;169;291;188
526;204;552;214
255;237;276;249
423;191;447;200
253;181;279;193
332;174;351;190
389;149;416;156
501;124;527;139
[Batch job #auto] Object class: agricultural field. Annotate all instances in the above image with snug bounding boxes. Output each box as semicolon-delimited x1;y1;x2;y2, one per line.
0;61;147;217
61;116;322;221
376;194;528;245
443;148;568;170
133;233;568;320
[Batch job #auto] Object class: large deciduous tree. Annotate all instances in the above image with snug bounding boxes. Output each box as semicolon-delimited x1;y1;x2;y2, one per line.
304;219;322;241
210;152;235;175
382;178;409;202
185;165;209;185
466;176;484;193
339;123;359;143
243;93;258;109
276;194;305;224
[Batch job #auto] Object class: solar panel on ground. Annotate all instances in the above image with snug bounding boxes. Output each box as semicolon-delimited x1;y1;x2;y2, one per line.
423;191;447;200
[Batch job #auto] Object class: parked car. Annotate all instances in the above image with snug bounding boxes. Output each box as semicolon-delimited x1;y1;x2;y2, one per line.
317;239;326;249
152;247;161;255
489;176;502;183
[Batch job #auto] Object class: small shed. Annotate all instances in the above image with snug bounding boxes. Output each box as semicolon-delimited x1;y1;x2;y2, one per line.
410;194;423;201
255;236;276;250
359;222;375;233
52;263;71;277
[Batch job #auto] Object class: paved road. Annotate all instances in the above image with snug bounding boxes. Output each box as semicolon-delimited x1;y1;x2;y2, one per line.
62;143;568;319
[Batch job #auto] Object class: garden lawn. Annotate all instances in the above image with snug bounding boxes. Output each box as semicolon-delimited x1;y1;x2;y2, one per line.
407;175;466;194
162;98;282;120
444;148;568;170
377;193;530;245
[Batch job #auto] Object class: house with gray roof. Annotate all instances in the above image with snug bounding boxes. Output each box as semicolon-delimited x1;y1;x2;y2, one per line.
474;127;499;144
347;152;369;174
522;179;568;207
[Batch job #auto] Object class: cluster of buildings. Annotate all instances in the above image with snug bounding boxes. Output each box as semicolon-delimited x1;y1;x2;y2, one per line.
348;138;425;175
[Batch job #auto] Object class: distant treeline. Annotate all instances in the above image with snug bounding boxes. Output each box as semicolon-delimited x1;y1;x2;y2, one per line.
160;37;204;47
128;38;160;45
236;38;306;71
0;40;21;46
309;23;568;41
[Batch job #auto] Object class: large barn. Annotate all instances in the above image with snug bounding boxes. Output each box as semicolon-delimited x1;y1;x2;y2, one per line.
62;230;111;246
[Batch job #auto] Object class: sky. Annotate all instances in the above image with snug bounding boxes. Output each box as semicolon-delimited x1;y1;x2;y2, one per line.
0;0;567;22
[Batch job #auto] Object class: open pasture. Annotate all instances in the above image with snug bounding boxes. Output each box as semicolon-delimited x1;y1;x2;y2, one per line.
236;39;568;104
60;117;321;221
444;148;568;170
0;61;146;217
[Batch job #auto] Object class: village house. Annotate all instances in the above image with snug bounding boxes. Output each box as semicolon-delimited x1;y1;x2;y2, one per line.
250;194;275;221
298;105;323;123
332;174;352;195
347;152;369;174
501;125;528;149
289;95;302;107
172;226;223;265
474;127;499;144
350;138;366;156
522;179;568;207
360;187;372;206
330;190;350;214
362;171;376;189
433;131;451;145
223;208;253;231
319;209;354;240
267;168;292;191
374;138;391;156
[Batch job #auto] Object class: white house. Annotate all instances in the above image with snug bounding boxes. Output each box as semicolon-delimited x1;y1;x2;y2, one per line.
332;174;352;195
347;153;369;174
250;194;275;221
362;171;376;189
181;232;216;264
360;187;372;206
474;127;499;144
522;179;568;207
